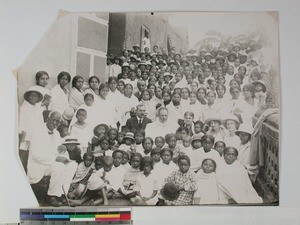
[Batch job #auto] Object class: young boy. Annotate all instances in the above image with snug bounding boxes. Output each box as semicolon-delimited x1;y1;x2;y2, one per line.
70;108;93;156
62;137;82;164
133;156;159;205
163;155;197;205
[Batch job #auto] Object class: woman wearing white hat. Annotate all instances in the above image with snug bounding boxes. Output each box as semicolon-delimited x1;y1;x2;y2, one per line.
205;116;229;143
19;86;45;152
235;123;253;167
223;114;240;149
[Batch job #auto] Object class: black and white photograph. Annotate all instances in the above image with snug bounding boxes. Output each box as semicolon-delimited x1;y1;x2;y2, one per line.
16;11;280;207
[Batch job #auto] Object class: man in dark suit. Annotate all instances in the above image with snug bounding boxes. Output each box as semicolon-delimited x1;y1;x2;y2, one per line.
134;80;146;101
124;104;152;134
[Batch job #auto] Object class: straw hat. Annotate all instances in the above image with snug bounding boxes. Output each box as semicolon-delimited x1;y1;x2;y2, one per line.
62;136;80;145
122;62;130;68
124;132;135;141
235;123;253;136
158;59;166;66
163;72;173;78
133;44;140;49
62;107;75;120
192;133;204;142
160;182;180;201
23;86;43;103
205;116;222;125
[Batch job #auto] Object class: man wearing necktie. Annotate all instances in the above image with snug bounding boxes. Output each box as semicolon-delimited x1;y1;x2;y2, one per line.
125;104;152;134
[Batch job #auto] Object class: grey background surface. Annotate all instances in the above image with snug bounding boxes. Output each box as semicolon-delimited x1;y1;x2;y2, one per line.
0;0;299;223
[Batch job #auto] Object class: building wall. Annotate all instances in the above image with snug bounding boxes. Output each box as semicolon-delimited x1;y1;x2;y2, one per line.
17;12;109;104
107;13;126;56
108;13;187;55
124;13;169;51
166;25;188;53
17;13;74;104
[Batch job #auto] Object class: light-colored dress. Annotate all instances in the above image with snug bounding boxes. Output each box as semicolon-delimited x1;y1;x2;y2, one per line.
51;84;70;114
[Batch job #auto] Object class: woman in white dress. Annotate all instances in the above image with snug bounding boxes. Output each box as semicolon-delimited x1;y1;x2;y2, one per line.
51;71;73;119
69;75;85;111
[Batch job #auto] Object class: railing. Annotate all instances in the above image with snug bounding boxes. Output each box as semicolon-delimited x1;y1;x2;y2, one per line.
253;110;279;204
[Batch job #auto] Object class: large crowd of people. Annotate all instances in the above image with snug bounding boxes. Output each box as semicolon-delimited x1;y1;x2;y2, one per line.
19;38;273;206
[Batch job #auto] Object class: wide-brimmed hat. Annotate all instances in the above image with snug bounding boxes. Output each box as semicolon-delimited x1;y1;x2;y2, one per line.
133;44;140;49
24;86;43;103
124;132;135;141
205;117;222;125
145;61;152;67
158;59;166;66
199;48;207;53
192;133;204;142
160;182;180;201
138;61;146;67
62;136;80;145
156;51;163;56
62;107;75;120
222;114;240;129
191;53;198;59
174;53;181;58
168;60;178;66
163;72;173;78
93;124;109;136
204;52;212;57
180;58;189;65
235;123;253;136
122;62;130;68
252;80;267;93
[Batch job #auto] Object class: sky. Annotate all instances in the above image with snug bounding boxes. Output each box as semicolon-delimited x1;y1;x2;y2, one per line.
168;12;278;49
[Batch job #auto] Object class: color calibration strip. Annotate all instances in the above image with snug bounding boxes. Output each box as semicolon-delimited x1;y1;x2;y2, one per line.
20;208;131;223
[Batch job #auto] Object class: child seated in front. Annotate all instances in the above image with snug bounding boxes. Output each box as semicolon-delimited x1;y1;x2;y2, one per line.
119;153;142;200
194;159;220;205
132;156;159;205
216;147;263;204
153;148;177;188
163;155;197;205
68;152;108;205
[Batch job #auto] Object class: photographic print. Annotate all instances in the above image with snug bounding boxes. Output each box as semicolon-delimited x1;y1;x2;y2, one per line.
16;11;280;207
